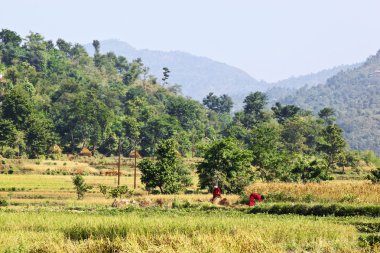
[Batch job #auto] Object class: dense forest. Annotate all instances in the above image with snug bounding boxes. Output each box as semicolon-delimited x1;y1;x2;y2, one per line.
280;51;380;155
0;29;374;188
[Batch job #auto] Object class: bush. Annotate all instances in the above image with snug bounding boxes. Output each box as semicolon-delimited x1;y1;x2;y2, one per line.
0;199;8;206
99;185;133;199
367;167;380;183
109;186;132;199
72;175;92;199
2;147;18;158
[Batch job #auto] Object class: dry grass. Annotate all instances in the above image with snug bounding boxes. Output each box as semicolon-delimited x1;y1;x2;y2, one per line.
4;159;99;174
246;180;380;204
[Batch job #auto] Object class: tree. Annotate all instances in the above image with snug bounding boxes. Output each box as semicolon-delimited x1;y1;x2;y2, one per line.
317;124;346;171
318;107;336;125
0;29;22;45
166;96;206;131
197;138;254;194
218;94;233;113
138;139;191;194
25;113;56;158
56;38;72;56
281;115;320;154
162;67;170;86
203;92;233;114
0;29;24;65
290;155;330;183
24;32;48;72
2;85;33;130
72;175;92;199
0;119;17;149
123;58;143;85
271;102;300;124
249;123;288;181
92;40;100;55
203;92;220;111
242;92;268;128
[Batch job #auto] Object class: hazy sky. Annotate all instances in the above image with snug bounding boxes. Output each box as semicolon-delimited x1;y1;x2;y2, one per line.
1;0;380;82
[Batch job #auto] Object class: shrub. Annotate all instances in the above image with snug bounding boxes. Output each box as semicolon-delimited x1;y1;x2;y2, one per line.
109;186;132;199
367;167;380;183
99;184;108;196
72;175;92;199
0;199;8;206
2;147;18;158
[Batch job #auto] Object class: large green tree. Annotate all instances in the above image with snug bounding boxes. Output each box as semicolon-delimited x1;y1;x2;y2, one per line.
249;123;288;181
242;91;268;128
317;124;346;171
197;138;254;194
138;139;191;194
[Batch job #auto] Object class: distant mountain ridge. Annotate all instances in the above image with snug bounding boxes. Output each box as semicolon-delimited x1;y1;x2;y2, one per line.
84;39;267;101
266;64;359;104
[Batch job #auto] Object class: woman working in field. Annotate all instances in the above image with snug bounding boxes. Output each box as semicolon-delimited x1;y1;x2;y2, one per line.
249;192;264;206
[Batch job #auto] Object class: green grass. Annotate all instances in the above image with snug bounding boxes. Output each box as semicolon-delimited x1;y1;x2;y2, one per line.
1;164;380;252
0;209;365;253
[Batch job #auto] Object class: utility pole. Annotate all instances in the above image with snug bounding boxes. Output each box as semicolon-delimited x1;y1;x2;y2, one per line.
117;141;121;186
134;144;137;189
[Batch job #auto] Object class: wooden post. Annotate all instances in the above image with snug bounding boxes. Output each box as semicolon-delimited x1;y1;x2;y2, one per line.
134;146;137;189
117;142;121;186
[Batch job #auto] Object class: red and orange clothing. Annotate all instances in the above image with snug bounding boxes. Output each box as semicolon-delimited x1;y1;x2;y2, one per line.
212;187;221;199
249;192;263;206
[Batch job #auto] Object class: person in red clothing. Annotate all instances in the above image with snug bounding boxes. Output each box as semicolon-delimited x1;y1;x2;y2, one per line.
249;192;264;206
211;185;221;202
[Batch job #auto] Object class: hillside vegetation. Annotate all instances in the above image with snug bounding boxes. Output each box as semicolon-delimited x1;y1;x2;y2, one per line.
1;29;379;192
84;39;267;101
281;50;380;154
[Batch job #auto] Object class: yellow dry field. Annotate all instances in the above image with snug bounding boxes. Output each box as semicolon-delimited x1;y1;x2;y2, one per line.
247;180;380;204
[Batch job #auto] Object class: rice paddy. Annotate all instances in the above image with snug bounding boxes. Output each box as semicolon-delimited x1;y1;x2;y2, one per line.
0;157;379;252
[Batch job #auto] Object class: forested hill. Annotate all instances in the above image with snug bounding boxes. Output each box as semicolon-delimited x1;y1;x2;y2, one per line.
0;30;233;158
84;39;267;101
266;64;359;104
281;50;380;154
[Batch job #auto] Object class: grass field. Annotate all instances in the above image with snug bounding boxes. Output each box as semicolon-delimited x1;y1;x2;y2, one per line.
0;210;370;253
0;157;379;252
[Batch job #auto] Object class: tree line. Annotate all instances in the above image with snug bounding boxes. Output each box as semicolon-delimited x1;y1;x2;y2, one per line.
0;29;367;193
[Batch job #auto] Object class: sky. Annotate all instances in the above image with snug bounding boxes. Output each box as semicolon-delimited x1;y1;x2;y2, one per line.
1;0;380;82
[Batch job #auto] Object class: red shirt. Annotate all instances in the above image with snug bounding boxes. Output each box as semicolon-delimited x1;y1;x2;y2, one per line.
249;193;262;206
212;187;221;198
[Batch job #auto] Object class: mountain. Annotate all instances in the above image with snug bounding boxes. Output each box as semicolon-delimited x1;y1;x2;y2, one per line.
84;40;267;101
279;50;380;154
266;64;359;103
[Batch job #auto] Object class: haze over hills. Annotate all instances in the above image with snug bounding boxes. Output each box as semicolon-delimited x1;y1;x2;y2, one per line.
84;39;267;101
280;50;380;154
85;39;356;106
